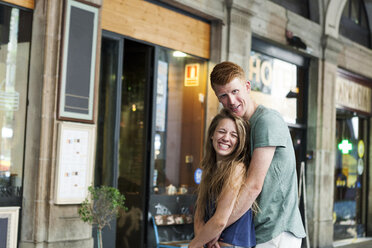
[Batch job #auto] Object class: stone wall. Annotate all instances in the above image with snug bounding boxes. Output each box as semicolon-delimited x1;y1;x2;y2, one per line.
19;0;372;247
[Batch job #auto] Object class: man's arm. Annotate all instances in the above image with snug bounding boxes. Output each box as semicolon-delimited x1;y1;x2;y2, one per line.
193;209;204;237
189;164;244;248
226;146;276;226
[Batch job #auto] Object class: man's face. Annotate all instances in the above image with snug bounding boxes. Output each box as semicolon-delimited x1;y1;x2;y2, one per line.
213;77;251;118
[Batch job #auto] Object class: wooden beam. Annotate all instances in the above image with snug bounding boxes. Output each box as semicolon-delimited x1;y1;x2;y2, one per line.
1;0;34;9
102;0;210;59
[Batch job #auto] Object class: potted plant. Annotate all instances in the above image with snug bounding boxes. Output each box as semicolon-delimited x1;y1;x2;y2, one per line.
78;186;127;248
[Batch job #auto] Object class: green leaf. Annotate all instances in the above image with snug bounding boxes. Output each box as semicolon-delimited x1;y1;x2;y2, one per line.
78;185;127;229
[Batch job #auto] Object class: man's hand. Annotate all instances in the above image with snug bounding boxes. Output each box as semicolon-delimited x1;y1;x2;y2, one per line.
206;236;220;248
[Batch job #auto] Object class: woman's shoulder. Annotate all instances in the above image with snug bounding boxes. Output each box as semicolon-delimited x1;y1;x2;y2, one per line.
234;162;246;173
230;162;246;185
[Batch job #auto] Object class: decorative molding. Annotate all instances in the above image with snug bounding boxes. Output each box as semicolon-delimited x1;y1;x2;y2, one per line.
325;0;347;38
323;35;343;63
335;73;372;114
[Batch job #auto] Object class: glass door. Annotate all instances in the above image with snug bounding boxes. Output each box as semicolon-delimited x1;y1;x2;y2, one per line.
97;33;154;248
98;33;209;247
116;39;153;248
151;48;208;194
95;34;123;248
334;109;369;240
147;47;208;246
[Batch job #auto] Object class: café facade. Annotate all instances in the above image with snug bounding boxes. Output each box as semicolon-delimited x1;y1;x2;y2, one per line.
0;0;371;247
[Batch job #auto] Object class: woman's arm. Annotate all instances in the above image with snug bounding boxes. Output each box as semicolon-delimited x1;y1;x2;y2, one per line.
188;164;244;248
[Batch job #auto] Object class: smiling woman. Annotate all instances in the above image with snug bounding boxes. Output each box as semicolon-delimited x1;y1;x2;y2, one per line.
211;118;239;161
190;109;256;248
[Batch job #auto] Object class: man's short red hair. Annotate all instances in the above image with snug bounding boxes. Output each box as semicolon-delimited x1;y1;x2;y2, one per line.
210;61;245;90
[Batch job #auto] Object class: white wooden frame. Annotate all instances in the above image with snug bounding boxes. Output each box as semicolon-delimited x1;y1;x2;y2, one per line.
58;0;98;121
54;122;95;204
0;207;20;248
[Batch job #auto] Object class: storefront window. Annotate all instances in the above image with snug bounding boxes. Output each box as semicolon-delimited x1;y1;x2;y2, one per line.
147;48;207;245
334;109;369;240
152;48;207;195
97;36;208;247
249;50;306;125
0;4;32;206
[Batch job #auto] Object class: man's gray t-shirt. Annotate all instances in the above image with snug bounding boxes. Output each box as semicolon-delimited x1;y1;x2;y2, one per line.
249;105;306;244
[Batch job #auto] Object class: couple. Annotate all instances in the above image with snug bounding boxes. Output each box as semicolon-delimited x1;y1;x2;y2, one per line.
189;62;306;248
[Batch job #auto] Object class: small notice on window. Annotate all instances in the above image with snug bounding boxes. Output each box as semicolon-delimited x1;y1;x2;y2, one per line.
184;63;200;87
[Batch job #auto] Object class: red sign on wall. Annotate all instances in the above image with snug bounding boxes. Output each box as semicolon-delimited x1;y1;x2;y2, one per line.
184;64;200;86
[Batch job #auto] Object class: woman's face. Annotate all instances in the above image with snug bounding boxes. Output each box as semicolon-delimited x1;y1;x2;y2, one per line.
211;118;238;161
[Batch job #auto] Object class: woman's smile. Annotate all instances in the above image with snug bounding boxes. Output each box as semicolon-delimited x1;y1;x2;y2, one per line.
211;118;238;160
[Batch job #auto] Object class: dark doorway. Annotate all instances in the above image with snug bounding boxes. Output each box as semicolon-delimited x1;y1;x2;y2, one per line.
96;34;154;248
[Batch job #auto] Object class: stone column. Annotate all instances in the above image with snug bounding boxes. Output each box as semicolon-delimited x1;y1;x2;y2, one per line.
224;0;259;74
20;0;48;245
306;35;342;248
20;0;102;247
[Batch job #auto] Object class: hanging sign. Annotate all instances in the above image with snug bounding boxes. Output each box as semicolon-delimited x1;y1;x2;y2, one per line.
335;76;371;114
357;159;364;175
338;139;352;154
194;168;202;184
184;64;200;87
358;140;365;158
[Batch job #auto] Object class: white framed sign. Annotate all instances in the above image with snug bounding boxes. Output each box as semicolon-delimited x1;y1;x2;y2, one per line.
54;122;95;204
58;0;99;122
0;207;20;248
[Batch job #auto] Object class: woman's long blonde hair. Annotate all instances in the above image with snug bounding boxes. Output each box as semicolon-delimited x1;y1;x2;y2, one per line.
195;109;251;220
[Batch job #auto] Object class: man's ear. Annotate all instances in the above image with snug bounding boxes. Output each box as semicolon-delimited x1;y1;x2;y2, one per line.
245;80;251;91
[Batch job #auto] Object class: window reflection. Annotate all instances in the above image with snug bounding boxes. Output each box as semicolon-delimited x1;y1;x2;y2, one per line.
340;0;370;48
249;51;300;124
0;4;32;205
153;49;207;196
115;39;153;248
334;109;368;240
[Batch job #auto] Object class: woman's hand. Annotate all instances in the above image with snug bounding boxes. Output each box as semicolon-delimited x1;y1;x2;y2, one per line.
206;236;220;248
190;163;245;247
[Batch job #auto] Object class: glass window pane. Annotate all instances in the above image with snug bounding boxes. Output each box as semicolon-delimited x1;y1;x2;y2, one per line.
95;36;122;248
149;49;207;245
270;0;310;19
334;109;369;240
350;0;359;24
153;49;207;194
339;1;370;48
342;1;350;17
360;3;368;28
0;4;32;206
249;51;299;124
116;40;153;248
95;37;120;187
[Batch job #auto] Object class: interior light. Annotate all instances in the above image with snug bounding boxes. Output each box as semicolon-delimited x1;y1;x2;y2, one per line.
173;51;187;57
338;139;352;154
2;127;13;138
